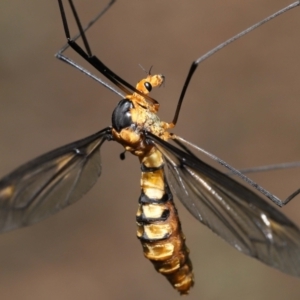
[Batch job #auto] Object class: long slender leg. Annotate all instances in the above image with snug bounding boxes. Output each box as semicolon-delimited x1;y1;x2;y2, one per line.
56;0;124;97
57;0;159;105
174;135;300;207
171;1;300;125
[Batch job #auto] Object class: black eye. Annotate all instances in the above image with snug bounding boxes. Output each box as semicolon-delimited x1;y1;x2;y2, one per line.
144;82;152;92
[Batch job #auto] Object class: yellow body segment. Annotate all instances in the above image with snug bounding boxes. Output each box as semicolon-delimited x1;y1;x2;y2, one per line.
112;74;194;294
136;148;194;294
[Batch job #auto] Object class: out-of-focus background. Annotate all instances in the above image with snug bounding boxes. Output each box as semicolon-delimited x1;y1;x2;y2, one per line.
0;1;300;299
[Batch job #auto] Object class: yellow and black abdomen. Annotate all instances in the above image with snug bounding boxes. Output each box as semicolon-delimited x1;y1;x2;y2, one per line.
136;148;194;294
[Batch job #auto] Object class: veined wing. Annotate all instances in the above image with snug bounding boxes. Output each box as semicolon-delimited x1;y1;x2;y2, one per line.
147;132;300;277
0;127;112;233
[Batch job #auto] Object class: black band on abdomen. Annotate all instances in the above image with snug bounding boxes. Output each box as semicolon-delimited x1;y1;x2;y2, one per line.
141;163;164;172
138;190;172;204
137;231;170;242
136;209;170;225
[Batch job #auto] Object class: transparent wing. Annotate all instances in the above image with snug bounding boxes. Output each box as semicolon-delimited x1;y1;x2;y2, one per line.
0;127;111;233
148;133;300;277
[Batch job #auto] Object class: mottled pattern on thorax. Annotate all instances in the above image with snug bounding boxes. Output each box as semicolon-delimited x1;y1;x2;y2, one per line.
132;104;167;140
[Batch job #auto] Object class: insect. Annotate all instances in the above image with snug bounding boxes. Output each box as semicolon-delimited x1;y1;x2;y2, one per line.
0;0;300;295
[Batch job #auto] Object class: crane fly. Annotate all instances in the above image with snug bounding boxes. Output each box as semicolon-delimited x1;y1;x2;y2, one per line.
0;0;300;294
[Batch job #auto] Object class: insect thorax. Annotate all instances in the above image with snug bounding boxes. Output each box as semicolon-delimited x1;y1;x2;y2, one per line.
111;74;171;156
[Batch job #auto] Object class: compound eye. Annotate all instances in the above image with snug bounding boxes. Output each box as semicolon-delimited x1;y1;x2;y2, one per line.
144;81;152;92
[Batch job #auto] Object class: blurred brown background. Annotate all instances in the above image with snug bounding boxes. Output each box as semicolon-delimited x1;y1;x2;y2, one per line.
0;1;300;299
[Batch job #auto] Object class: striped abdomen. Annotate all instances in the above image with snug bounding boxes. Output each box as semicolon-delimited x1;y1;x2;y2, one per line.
136;148;194;294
